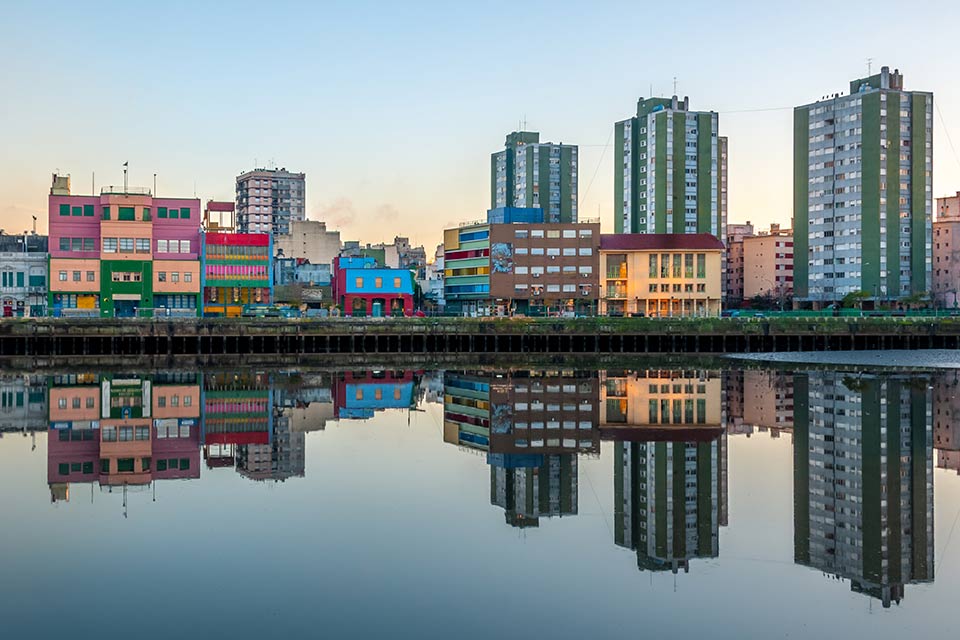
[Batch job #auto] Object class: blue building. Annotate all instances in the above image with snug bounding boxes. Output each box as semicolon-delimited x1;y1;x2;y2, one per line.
332;256;415;317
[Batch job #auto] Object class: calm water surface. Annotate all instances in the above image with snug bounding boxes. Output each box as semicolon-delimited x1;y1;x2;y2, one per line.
1;364;960;638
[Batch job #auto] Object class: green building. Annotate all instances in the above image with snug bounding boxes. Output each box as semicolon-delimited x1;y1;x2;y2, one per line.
614;437;721;573
793;372;934;607
614;96;726;240
793;66;933;308
491;131;578;223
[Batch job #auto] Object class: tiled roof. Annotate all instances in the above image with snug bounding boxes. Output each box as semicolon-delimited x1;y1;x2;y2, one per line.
600;233;725;251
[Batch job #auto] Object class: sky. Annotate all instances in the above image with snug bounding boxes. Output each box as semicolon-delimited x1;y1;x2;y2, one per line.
2;0;960;250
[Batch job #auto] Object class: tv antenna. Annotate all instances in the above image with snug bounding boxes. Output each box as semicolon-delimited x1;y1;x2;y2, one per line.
867;58;874;75
673;76;678;95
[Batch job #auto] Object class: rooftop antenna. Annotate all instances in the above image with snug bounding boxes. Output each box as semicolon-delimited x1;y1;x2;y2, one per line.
673;76;678;95
867;58;874;75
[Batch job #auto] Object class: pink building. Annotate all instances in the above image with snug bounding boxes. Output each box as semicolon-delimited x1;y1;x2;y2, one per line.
934;192;960;308
48;174;201;317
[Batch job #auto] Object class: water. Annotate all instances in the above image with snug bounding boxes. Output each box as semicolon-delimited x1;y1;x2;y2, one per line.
1;363;959;638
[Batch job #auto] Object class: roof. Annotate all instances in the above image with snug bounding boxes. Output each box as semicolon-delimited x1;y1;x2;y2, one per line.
600;233;724;251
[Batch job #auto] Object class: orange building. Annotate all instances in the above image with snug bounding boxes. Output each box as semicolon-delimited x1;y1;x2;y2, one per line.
742;225;793;306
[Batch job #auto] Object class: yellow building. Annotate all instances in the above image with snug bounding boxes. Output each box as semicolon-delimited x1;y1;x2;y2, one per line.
599;234;724;317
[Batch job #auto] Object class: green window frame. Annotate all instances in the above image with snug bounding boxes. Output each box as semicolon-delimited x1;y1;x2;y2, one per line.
143;207;151;221
179;207;190;219
179;458;190;470
59;463;69;475
59;204;70;216
102;206;111;220
16;272;24;287
169;209;179;219
100;459;110;473
696;254;706;278
82;461;94;474
142;457;151;472
83;204;94;217
117;458;135;473
118;207;135;221
696;399;706;424
157;459;168;471
158;207;167;218
648;399;658;423
72;206;82;216
672;254;682;278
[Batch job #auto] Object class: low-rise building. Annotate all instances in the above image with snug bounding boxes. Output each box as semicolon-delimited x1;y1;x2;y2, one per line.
201;232;273;317
47;174;201;318
273;219;341;269
332;256;415;317
934;192;960;308
0;233;48;317
724;222;754;306
742;224;793;307
443;217;600;316
599;233;724;317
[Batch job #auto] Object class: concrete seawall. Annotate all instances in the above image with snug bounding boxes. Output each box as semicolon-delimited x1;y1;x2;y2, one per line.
2;317;959;359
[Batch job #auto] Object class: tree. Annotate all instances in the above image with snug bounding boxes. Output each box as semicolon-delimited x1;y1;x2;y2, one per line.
900;291;930;310
841;290;871;309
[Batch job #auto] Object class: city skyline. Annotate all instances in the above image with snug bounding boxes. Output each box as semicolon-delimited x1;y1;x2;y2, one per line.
3;2;960;249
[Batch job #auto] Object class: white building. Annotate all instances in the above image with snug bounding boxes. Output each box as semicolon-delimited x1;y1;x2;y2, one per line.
235;167;306;235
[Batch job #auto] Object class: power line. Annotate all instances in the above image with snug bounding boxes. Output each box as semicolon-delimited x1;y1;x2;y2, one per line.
579;126;613;208
936;101;960;170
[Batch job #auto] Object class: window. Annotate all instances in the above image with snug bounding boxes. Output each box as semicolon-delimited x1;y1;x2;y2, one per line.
135;426;150;441
697;254;706;278
355;277;364;288
118;207;135;221
103;238;117;253
157;239;168;253
531;230;544;238
661;254;669;278
58;271;67;281
83;204;94;217
578;248;592;256
143;207;151;221
684;254;694;278
117;458;135;473
158;272;166;282
184;272;192;283
86;271;95;281
531;247;545;255
179;240;190;253
375;277;383;288
59;238;70;251
158;207;167;218
136;238;150;253
102;206;110;220
59;204;70;216
142;457;151;472
102;426;117;442
119;238;134;252
562;229;576;238
547;248;560;256
72;271;81;282
119;427;133;441
673;254;682;278
515;230;528;239
547;230;560;239
83;238;95;251
72;206;82;217
168;209;179;219
563;247;576;256
393;277;401;288
180;207;190;219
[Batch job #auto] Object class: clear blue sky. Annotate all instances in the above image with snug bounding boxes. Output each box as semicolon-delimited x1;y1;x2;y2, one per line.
2;0;959;248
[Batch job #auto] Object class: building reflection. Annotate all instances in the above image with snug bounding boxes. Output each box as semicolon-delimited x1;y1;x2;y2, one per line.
724;369;794;438
443;370;599;527
793;372;934;607
933;370;960;474
332;371;419;420
600;369;725;573
48;373;201;502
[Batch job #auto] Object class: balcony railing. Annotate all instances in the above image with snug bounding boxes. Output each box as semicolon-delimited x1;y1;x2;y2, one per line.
100;186;152;196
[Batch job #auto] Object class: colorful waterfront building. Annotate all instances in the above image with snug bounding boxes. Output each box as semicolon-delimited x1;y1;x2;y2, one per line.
332;256;415;317
201;232;273;317
47;174;201;317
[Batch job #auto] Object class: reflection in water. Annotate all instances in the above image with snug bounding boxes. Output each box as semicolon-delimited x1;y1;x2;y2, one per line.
443;371;598;526
3;364;958;613
792;372;934;608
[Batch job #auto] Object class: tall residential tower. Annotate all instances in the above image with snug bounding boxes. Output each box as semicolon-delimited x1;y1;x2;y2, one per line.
491;131;578;223
793;67;932;308
614;96;726;239
235;167;306;236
